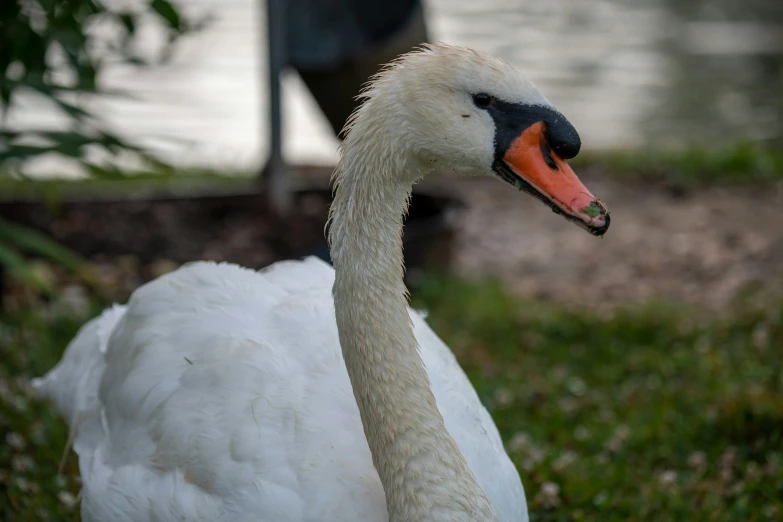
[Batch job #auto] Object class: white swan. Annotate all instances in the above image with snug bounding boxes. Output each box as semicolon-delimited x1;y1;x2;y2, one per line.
34;44;609;522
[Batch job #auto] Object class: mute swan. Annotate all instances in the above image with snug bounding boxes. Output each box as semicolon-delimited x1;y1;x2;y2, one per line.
34;44;609;522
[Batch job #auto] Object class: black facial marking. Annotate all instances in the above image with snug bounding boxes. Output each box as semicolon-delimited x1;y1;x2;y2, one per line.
482;99;581;162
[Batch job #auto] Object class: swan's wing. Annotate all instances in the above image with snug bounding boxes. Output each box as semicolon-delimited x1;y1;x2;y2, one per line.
36;256;525;522
416;312;529;522
32;304;126;425
37;257;386;522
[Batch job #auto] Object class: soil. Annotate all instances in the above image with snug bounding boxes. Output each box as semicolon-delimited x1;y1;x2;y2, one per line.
448;171;783;309
0;182;458;294
2;169;782;310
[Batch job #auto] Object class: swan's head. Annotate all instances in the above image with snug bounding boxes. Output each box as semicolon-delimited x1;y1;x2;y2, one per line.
346;43;610;236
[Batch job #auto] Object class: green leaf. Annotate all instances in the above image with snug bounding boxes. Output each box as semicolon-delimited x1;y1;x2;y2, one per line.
0;145;58;162
28;81;136;100
0;219;85;271
0;0;195;176
83;163;129;179
119;13;137;35
0;239;53;293
49;94;91;119
25;130;93;147
126;55;151;67
151;0;181;31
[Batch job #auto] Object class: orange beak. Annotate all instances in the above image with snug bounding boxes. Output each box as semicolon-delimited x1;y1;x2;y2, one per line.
496;122;610;236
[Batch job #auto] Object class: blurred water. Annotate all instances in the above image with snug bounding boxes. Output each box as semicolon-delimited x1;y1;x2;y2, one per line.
9;0;783;175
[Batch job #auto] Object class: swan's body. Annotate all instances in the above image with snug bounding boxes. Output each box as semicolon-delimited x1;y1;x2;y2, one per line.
35;258;523;521
36;44;609;521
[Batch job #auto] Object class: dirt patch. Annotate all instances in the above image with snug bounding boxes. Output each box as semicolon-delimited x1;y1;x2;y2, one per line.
0;185;457;296
3;169;782;310
449;172;783;309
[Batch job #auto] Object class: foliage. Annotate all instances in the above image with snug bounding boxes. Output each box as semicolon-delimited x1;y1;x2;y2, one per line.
0;0;202;177
1;277;781;520
414;278;783;521
0;0;203;296
0;218;88;294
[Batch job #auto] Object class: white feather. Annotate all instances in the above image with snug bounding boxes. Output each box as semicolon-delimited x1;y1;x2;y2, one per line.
36;258;525;521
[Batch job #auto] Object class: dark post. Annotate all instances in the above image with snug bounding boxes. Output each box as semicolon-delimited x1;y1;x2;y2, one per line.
264;0;291;213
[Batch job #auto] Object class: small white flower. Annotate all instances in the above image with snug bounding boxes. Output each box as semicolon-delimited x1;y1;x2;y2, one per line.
5;432;25;451
552;450;578;472
541;482;560;497
494;388;513;406
574;426;591;441
507;432;531;453
687;451;706;470
566;377;587;396
58;491;78;509
659;470;677;486
11;455;34;472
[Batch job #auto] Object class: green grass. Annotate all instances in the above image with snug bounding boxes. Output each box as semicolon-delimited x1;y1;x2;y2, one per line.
573;141;783;186
1;280;782;521
0;299;99;521
414;279;783;521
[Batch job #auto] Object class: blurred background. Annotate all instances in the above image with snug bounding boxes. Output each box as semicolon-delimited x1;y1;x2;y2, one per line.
0;0;782;520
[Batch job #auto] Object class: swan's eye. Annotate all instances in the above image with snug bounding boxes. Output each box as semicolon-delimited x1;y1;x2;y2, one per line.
472;93;494;109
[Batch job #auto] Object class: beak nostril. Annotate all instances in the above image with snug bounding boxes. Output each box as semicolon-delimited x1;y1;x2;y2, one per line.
539;140;559;171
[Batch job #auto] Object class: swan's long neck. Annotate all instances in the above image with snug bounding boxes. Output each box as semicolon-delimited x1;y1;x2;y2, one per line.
329;112;497;522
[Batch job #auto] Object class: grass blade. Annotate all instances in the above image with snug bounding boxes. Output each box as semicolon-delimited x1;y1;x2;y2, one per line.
0;219;85;271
